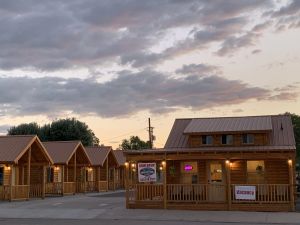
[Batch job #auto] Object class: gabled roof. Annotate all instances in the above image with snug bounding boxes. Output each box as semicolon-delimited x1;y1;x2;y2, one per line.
113;150;126;167
184;116;272;134
43;141;91;164
85;146;112;166
0;135;53;164
165;115;295;149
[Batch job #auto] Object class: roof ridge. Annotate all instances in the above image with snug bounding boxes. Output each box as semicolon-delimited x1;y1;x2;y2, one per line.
0;135;36;138
42;140;80;143
174;114;285;120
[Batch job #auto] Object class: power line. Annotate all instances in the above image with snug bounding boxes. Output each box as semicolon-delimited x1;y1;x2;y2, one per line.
101;127;147;142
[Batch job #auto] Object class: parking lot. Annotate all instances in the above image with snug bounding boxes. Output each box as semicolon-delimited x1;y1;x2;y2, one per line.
0;191;300;225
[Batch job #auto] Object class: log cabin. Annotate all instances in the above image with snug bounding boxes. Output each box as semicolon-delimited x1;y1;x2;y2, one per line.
0;135;53;201
42;141;92;196
85;146;112;192
85;146;124;191
124;115;296;211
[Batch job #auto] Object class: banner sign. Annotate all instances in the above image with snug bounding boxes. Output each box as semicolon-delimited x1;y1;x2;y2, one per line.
235;186;256;200
138;163;156;182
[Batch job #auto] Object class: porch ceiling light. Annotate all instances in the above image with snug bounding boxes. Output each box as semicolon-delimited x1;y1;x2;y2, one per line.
162;161;166;166
125;162;129;167
288;159;292;165
225;160;230;164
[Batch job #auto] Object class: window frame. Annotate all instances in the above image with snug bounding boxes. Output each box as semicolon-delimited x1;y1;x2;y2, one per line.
246;160;265;184
242;134;255;144
221;134;233;145
201;135;213;145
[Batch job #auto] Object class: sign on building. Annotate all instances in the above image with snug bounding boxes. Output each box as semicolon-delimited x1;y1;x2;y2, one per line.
138;163;156;182
234;186;256;200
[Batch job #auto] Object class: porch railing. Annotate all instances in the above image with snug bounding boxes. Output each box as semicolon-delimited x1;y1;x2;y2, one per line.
167;184;226;203
231;184;290;203
64;182;76;194
30;184;43;198
11;185;29;200
86;181;97;192
45;182;63;195
98;181;108;191
128;184;164;203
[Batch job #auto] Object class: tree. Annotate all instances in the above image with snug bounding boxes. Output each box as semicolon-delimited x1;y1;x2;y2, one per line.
120;136;150;150
8;122;40;136
7;118;99;146
284;112;300;162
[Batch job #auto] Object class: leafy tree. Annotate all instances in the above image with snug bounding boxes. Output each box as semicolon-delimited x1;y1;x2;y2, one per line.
8;122;40;135
284;112;300;162
120;136;150;150
7;118;99;146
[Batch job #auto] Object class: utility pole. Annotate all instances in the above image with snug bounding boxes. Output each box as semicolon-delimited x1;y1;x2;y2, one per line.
148;118;154;149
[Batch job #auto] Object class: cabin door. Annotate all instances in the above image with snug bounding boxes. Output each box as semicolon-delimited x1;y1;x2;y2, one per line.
207;161;226;202
0;167;3;185
108;168;115;190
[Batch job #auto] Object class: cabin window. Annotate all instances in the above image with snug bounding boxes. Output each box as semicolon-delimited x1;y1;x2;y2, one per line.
0;166;3;185
242;134;254;144
247;161;265;184
47;167;54;183
202;135;213;145
221;134;233;145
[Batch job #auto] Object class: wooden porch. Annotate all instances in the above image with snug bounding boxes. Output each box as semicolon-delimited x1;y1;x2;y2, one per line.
0;136;53;201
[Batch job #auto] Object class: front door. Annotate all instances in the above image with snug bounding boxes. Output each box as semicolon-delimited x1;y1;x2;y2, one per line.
108;168;115;190
0;167;3;185
207;161;226;202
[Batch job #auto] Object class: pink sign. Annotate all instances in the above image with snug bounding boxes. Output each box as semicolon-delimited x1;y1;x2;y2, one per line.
184;164;193;171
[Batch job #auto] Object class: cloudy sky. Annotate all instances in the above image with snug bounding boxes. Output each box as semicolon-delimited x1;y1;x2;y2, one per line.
0;0;299;148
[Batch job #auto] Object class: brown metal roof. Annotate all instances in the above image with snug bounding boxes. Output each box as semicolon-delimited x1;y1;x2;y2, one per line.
43;141;90;164
113;150;126;166
0;135;53;164
183;116;272;134
165;115;295;149
85;146;111;166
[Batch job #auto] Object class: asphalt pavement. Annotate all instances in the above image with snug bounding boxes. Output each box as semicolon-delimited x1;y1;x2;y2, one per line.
0;191;299;225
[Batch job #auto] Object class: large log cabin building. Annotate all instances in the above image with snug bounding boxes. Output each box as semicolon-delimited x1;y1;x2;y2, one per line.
124;115;296;211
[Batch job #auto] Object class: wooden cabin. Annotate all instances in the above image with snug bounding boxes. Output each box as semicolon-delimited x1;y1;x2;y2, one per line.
43;141;92;196
85;146;112;192
113;150;126;189
0;135;53;201
84;147;125;192
124;115;296;212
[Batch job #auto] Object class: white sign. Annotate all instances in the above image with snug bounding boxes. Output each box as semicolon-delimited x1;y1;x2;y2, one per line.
138;163;156;182
235;186;256;200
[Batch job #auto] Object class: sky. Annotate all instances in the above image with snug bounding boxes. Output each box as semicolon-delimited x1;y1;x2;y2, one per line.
0;0;299;148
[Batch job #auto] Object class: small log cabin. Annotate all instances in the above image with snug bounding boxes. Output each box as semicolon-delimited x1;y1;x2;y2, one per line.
113;150;126;189
0;135;53;201
42;141;92;196
124;115;296;212
85;146;112;192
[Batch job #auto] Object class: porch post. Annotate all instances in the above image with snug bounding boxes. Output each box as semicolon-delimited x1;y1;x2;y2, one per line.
106;159;109;191
84;166;87;193
225;161;231;210
163;160;167;209
66;166;69;182
74;152;76;194
288;159;295;211
125;162;129;208
61;165;65;196
27;147;31;200
42;165;45;199
97;166;101;192
113;167;116;190
9;164;13;202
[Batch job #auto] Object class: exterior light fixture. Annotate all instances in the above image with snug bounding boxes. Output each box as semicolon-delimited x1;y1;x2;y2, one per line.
162;161;166;166
131;163;136;168
125;162;129;167
159;166;163;171
225;160;230;164
288;159;292;165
